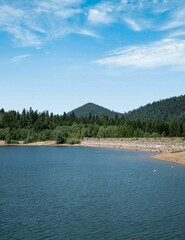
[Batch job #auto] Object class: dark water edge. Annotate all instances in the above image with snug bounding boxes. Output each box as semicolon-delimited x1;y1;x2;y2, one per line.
0;146;185;240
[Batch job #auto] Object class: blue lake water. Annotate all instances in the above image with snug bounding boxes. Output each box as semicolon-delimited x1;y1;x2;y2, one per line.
0;146;185;240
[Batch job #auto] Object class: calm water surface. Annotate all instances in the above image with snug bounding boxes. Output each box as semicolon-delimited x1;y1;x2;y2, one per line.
0;146;185;239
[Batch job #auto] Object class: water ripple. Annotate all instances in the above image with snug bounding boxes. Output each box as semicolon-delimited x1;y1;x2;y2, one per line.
1;147;185;239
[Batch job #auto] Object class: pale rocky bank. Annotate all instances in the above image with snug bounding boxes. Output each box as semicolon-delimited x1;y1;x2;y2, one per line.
80;138;185;165
80;138;185;153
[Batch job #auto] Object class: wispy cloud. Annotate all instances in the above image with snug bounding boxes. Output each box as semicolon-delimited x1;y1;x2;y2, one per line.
123;18;142;31
7;27;43;47
35;0;82;18
87;0;185;33
0;4;44;47
0;5;24;19
169;30;185;38
1;0;185;48
0;0;84;47
76;29;99;38
88;8;113;25
95;39;185;69
88;1;185;70
87;1;116;25
87;0;167;31
160;6;185;31
11;54;31;64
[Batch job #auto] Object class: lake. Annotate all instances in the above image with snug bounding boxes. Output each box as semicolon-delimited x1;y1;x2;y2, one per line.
1;146;185;239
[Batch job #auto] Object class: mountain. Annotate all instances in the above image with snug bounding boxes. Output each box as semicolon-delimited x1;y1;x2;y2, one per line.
68;95;185;122
68;102;122;118
124;95;185;123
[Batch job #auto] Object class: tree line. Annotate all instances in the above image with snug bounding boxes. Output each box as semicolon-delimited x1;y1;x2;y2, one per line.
0;107;184;144
125;95;185;123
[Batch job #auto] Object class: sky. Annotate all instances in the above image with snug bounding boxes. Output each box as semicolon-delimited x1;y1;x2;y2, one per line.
1;0;185;114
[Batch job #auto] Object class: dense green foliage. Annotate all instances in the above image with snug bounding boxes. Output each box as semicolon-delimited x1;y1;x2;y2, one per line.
0;107;184;144
68;102;122;118
125;95;185;123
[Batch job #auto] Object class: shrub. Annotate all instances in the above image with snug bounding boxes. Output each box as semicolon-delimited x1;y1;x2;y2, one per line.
66;138;80;145
55;132;67;144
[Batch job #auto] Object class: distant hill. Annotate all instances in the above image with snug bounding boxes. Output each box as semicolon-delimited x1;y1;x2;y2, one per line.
124;95;185;123
68;96;185;122
68;102;122;118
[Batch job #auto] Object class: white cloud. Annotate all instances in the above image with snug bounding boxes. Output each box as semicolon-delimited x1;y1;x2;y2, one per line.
7;27;43;47
123;17;142;31
87;0;185;33
0;5;24;31
95;39;185;68
11;54;31;64
87;1;147;30
0;0;86;47
35;0;82;18
0;5;44;47
76;29;99;38
1;0;185;48
88;8;113;25
169;30;185;38
0;5;24;19
160;7;185;30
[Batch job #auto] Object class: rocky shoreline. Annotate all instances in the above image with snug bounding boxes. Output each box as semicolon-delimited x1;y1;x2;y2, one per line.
80;138;185;153
80;138;185;165
1;138;185;165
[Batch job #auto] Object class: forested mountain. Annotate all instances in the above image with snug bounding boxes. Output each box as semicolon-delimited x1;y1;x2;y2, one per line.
0;106;184;144
69;95;185;123
0;95;185;144
68;102;122;118
125;95;185;123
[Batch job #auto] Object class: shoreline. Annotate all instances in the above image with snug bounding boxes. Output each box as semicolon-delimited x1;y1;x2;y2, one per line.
152;152;185;165
0;140;71;147
79;138;185;165
0;138;185;165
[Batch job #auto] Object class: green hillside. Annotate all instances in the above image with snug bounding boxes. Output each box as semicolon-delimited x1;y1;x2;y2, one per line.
125;95;185;123
0;96;185;144
68;102;122;118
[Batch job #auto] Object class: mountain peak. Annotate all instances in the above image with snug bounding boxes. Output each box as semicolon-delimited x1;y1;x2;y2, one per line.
68;102;122;118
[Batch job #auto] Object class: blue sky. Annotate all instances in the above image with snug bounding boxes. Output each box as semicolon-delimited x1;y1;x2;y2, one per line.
1;0;185;114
